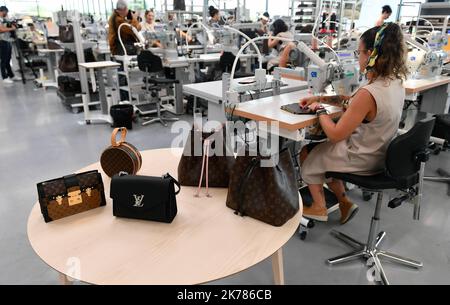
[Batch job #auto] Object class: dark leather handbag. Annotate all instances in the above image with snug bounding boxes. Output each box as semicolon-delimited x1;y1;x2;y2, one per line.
177;126;235;188
47;40;63;50
111;173;180;223
58;50;78;72
84;48;97;63
226;148;300;227
58;76;81;94
37;170;106;223
59;24;75;43
101;128;142;177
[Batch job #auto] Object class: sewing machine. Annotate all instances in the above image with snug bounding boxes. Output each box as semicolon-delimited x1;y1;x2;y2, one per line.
406;32;448;79
141;24;179;60
295;42;360;95
214;28;240;55
225;39;360;107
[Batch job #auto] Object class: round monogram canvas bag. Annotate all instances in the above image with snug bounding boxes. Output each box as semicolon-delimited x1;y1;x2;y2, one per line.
100;128;142;177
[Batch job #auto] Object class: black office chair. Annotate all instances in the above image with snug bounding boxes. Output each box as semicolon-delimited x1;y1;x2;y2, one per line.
137;50;179;127
325;118;436;285
220;52;254;79
15;38;42;80
424;114;450;196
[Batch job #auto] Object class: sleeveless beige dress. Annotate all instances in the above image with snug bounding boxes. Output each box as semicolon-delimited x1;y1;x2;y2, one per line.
301;78;405;184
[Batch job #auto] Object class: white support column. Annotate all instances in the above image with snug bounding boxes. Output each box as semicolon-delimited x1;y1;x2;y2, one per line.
203;0;209;25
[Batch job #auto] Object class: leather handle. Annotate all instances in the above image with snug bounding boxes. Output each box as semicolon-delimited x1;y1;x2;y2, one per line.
111;128;127;147
63;174;81;190
164;173;181;195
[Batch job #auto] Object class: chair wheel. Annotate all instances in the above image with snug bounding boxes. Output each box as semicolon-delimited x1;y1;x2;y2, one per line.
363;191;373;201
299;231;307;240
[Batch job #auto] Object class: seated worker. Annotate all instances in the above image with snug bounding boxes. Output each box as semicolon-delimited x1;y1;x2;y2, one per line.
257;12;270;36
140;9;162;48
29;23;46;44
267;19;295;71
141;9;157;32
375;5;392;27
298;23;407;223
108;0;142;55
166;13;192;45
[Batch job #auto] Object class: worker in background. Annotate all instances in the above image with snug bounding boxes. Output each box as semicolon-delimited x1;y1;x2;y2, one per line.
166;12;192;45
108;0;141;55
141;9;157;32
21;23;46;50
299;23;407;223
208;6;223;28
375;5;392;27
0;6;21;84
29;23;45;43
267;19;295;71
141;9;162;48
257;12;270;35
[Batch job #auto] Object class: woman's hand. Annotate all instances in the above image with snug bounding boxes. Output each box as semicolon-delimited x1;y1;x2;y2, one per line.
308;102;324;112
299;96;320;108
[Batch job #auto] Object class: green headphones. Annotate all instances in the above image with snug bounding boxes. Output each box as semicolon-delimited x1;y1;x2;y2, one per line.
365;22;391;73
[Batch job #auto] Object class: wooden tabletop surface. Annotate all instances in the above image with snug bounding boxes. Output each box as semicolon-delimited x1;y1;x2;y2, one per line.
27;148;302;285
404;75;450;94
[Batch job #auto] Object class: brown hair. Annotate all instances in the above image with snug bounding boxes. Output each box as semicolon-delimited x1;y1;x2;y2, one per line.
360;23;408;81
145;9;154;17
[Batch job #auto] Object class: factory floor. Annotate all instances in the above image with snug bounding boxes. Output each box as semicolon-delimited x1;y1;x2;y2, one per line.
1;80;449;285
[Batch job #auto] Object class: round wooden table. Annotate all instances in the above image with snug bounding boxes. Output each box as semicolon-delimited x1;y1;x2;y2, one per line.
27;148;302;285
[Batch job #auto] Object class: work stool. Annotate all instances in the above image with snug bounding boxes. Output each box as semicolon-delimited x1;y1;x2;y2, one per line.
325;118;436;285
137;50;179;127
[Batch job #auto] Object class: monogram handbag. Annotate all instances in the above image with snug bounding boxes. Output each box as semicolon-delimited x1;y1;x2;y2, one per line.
226;148;300;227
177;126;235;188
47;40;63;50
37;170;106;223
58;50;78;72
111;173;180;223
58;76;82;94
59;24;74;43
101;128;142;177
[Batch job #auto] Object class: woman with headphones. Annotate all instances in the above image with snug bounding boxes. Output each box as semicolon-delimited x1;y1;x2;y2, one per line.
298;23;408;223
